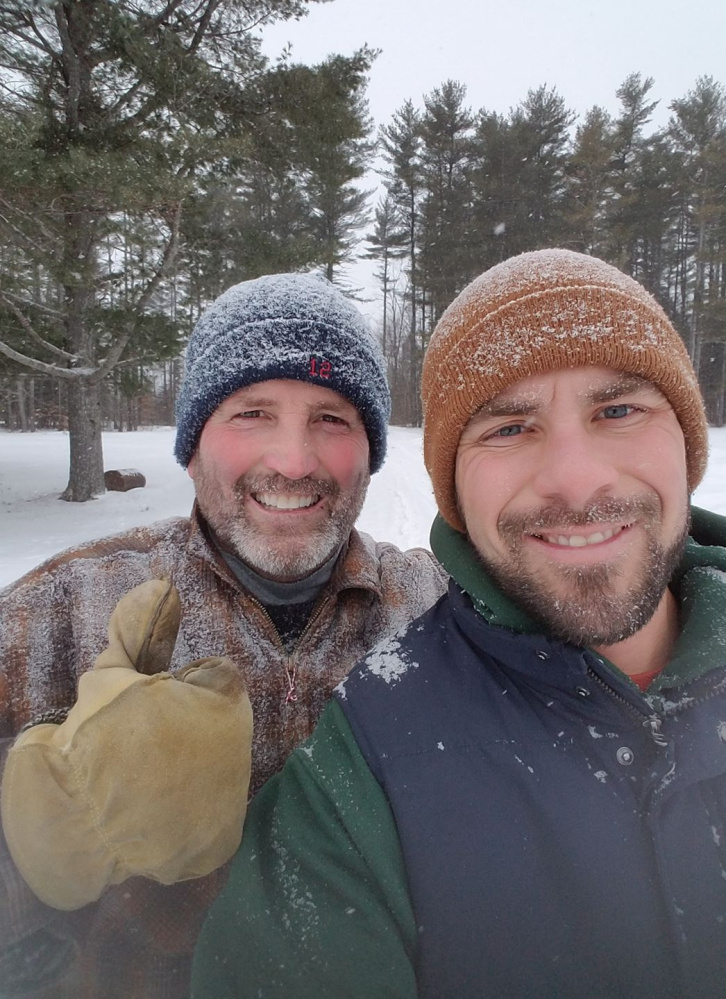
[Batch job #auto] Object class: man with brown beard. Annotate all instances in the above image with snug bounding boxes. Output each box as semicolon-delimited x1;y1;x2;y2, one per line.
0;273;447;999
192;250;726;999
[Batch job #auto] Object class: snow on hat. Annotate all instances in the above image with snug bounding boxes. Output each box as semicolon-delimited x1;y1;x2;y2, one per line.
422;248;709;532
174;273;391;473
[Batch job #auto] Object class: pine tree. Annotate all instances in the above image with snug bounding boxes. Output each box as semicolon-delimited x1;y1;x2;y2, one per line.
0;0;334;500
181;51;375;303
417;80;475;324
364;193;407;420
565;106;615;256
604;73;661;273
289;52;375;283
379;100;425;423
510;86;575;250
668;77;726;401
471;87;574;264
469;108;519;267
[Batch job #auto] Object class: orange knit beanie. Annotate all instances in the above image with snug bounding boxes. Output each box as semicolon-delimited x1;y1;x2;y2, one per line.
422;249;709;532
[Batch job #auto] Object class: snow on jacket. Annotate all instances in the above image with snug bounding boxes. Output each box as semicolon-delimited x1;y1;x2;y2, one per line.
191;506;726;999
0;507;447;999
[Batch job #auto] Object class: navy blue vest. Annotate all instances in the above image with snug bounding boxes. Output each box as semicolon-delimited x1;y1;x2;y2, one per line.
337;584;726;999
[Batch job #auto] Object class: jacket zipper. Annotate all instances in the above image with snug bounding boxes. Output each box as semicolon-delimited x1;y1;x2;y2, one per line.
586;665;668;745
284;595;335;702
242;590;336;704
588;663;726;746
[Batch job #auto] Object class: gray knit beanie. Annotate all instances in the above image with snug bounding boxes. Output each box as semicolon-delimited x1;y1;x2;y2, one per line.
175;273;391;472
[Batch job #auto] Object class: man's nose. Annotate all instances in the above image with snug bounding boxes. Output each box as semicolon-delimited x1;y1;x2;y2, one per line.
530;424;619;509
262;426;320;480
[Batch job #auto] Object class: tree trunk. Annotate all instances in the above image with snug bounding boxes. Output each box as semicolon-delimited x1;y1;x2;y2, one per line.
28;377;35;431
61;380;106;501
16;378;28;432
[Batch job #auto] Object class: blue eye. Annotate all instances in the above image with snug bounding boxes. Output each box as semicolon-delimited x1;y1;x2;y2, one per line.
494;424;524;437
601;404;632;419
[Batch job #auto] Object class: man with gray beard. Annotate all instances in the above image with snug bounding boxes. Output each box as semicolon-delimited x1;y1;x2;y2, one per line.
192;250;726;999
0;273;447;999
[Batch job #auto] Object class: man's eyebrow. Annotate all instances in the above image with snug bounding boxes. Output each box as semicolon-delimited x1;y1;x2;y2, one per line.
585;375;655;405
307;398;350;413
473;397;540;419
226;394;275;408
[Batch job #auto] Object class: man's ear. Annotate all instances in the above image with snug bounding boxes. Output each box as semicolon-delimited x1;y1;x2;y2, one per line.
187;453;197;481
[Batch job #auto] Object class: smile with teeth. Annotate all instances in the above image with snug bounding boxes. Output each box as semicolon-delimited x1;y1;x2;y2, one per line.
254;492;321;511
533;524;629;548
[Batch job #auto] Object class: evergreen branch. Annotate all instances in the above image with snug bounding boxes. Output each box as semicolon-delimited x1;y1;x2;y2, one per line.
0;339;85;380
106;77;147;119
1;292;64;321
26;10;60;59
110;90;169;134
0;26;55;59
111;355;144;369
136;201;184;311
189;0;223;54
149;0;189;30
53;5;81;133
0;202;56;257
6;10;59;61
88;332;130;385
91;201;183;383
0;293;76;363
100;2;223;127
0;10;56;58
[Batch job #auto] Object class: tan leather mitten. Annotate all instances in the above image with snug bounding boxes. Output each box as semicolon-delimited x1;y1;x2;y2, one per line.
0;579;253;911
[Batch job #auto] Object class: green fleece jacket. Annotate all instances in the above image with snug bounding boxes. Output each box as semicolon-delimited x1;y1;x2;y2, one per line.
190;506;726;998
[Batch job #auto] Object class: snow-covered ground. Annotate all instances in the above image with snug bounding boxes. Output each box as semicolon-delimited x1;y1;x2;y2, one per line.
0;426;438;588
1;426;725;590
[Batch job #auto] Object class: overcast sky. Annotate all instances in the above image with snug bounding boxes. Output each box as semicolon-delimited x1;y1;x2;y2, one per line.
259;0;726;307
262;0;725;134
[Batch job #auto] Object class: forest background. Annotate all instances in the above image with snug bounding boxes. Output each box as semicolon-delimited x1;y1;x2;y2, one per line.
2;0;726;501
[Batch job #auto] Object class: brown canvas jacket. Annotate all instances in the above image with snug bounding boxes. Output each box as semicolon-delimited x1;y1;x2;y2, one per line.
0;508;447;998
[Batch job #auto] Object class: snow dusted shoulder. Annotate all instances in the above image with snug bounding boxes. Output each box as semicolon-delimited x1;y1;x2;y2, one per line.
364;633;417;686
336;621;426;699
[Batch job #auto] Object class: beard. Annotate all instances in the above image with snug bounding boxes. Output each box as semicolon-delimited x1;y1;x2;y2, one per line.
469;495;689;647
195;465;370;582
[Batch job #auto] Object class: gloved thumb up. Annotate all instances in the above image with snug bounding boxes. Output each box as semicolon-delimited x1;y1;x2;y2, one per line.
1;579;253;911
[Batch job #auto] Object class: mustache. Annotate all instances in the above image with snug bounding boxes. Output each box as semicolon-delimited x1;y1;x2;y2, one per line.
498;496;661;538
233;473;338;499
